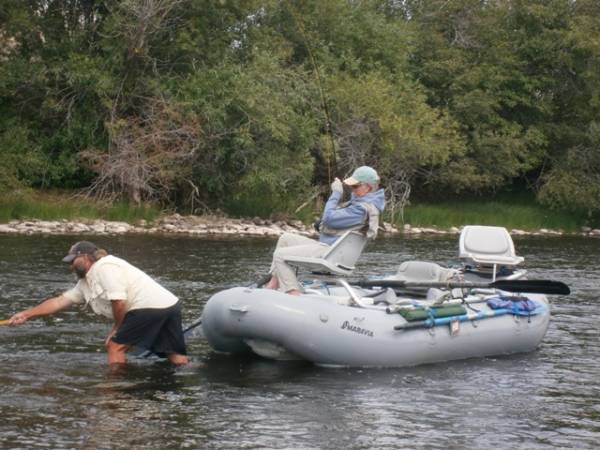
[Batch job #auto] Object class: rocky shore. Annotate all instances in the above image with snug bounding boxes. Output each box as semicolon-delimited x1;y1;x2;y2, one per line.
0;215;328;237
0;215;598;238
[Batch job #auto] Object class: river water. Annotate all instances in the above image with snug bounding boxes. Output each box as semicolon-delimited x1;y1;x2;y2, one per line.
0;233;598;449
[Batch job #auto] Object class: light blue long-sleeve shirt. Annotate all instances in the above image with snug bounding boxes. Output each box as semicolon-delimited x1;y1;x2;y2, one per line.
318;188;386;245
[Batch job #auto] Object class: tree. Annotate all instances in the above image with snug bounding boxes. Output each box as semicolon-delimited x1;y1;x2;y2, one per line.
538;123;600;217
242;0;465;218
0;0;113;189
326;72;465;221
406;0;562;193
2;0;599;220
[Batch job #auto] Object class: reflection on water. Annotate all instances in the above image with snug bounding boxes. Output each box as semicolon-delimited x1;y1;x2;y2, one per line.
1;234;599;449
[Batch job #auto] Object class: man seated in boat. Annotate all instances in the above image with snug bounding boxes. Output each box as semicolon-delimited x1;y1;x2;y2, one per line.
265;165;385;295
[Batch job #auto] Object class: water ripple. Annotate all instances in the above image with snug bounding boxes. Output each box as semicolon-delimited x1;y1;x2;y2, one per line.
1;234;599;449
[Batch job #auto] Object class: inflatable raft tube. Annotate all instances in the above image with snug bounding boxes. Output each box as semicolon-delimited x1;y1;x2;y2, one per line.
201;287;550;368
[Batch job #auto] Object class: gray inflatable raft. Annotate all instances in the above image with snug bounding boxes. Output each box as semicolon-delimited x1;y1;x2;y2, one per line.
201;285;550;368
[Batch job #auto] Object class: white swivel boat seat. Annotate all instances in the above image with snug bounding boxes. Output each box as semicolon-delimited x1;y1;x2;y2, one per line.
284;230;368;276
459;225;524;279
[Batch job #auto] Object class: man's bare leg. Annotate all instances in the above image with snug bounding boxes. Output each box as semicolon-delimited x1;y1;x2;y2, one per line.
167;353;189;365
106;340;130;365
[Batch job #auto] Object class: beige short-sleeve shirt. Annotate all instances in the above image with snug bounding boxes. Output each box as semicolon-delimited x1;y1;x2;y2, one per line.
63;255;178;319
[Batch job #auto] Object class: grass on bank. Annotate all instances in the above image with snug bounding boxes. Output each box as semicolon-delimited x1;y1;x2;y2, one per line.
0;190;161;224
401;199;586;232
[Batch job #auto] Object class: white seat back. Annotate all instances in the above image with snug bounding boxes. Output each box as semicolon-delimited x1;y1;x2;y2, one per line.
459;225;524;267
322;231;368;271
284;231;368;276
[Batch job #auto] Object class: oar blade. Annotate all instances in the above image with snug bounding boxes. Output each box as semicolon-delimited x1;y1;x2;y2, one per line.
491;279;570;295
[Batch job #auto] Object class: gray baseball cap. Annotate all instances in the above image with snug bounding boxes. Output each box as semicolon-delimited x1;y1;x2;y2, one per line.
62;241;98;263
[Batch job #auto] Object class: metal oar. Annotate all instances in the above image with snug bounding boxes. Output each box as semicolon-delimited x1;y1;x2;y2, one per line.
393;305;547;331
344;278;570;295
182;316;203;337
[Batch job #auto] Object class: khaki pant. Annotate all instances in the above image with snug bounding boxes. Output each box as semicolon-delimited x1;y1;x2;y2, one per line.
271;233;330;293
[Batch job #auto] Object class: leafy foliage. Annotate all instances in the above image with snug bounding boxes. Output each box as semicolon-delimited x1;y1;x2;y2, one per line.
539;122;600;216
0;120;48;191
1;0;599;220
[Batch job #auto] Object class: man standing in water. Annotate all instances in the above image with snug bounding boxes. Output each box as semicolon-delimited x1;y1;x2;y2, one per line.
8;241;188;366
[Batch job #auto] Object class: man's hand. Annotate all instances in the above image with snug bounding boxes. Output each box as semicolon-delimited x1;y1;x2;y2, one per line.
8;312;29;326
331;177;343;194
105;326;118;346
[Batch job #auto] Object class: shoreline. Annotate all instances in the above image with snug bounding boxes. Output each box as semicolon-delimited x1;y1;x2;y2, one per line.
1;215;599;238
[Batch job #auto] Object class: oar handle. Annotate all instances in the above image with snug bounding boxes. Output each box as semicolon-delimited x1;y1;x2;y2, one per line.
0;319;10;326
